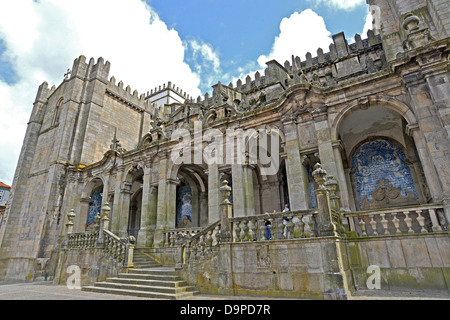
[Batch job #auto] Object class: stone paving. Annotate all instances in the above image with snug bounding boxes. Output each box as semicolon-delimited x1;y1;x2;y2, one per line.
0;281;448;300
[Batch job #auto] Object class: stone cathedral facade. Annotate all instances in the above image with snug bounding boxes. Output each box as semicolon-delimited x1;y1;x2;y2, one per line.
0;0;449;298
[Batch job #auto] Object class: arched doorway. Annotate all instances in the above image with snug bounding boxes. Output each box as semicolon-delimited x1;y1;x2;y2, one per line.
175;165;208;228
128;188;142;239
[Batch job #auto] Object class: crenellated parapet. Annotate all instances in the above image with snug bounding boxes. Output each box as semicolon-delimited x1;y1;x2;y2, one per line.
106;75;153;113
145;30;388;133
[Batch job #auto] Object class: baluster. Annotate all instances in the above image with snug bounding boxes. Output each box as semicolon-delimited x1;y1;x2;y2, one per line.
257;220;265;241
293;215;305;238
359;217;367;236
171;232;177;247
416;210;427;233
428;208;442;232
285;215;294;239
404;211;414;234
369;214;378;236
212;225;220;246
234;221;242;242
275;217;285;240
308;214;316;237
392;212;401;234
248;220;257;241
204;230;211;254
198;235;205;257
239;221;248;241
380;213;389;235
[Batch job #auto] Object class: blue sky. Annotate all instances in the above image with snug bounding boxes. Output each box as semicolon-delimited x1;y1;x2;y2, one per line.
0;0;372;185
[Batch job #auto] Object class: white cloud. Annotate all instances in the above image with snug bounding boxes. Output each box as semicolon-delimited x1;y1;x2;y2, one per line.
310;0;366;11
257;9;333;67
362;8;374;37
0;0;203;185
186;39;222;92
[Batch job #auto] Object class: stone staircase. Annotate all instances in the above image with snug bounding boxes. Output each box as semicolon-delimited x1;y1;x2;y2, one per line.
82;250;199;299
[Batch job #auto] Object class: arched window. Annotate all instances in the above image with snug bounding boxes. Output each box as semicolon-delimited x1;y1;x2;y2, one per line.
51;97;63;126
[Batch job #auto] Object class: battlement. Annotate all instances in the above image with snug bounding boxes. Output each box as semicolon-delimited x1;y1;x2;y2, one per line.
223;30;384;94
70;55;111;82
146;81;191;101
106;75;153;113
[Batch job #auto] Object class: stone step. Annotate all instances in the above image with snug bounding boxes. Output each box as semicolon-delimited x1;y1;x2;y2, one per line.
82;286;198;300
90;281;195;295
127;267;177;275
109;277;188;287
82;266;198;299
117;273;180;281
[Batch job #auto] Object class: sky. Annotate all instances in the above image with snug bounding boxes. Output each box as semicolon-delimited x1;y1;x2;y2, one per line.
0;0;373;186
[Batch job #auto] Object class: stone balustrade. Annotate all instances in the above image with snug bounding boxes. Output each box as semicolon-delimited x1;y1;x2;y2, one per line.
67;231;99;249
344;203;447;237
162;227;203;247
230;210;318;241
64;204;135;268
103;230;127;262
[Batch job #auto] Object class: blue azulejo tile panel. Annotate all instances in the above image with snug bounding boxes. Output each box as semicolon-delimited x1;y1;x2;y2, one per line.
176;182;192;225
87;188;103;226
351;139;418;206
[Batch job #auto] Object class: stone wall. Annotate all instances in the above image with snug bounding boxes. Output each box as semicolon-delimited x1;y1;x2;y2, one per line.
154;233;449;299
54;248;124;287
345;233;450;292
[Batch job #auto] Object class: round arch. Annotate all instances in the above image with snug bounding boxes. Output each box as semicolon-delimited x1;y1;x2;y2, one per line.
331;95;418;141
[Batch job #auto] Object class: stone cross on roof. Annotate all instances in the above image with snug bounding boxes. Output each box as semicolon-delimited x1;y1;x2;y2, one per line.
64;69;71;80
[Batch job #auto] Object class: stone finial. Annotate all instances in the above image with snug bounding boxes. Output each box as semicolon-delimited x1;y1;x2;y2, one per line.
101;202;111;219
220;180;231;204
402;13;420;33
325;175;339;195
110;128;124;153
312;163;327;189
66;209;76;234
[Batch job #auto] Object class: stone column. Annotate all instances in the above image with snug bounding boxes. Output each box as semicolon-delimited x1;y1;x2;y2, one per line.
282;118;309;210
137;165;152;247
403;70;450;224
218;180;233;242
111;168;125;234
118;181;132;238
166;179;178;229
242;163;255;216
231;164;245;217
231;163;255;217
312;110;350;212
312;163;335;237
154;157;168;247
207;164;220;223
199;191;208;226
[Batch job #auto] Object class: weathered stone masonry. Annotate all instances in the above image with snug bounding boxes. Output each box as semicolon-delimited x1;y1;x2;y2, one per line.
0;0;449;298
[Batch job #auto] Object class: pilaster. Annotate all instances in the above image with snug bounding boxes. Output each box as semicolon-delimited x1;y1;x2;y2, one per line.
282;118;309;210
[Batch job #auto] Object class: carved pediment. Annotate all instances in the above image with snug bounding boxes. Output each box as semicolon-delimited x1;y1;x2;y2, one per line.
361;179;418;210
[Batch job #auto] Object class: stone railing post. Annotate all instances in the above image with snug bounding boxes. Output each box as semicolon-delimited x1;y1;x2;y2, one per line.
312;163;336;237
66;209;76;235
64;209;76;248
218;180;232;242
125;236;136;270
97;202;111;245
325;176;345;235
